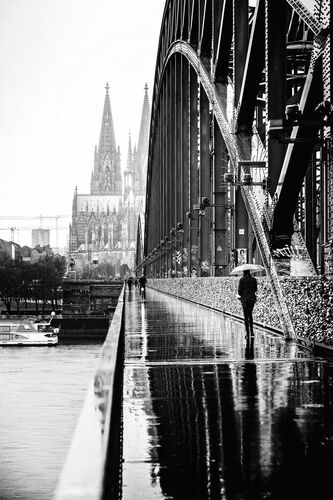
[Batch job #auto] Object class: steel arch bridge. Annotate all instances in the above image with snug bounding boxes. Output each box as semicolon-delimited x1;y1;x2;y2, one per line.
137;0;333;338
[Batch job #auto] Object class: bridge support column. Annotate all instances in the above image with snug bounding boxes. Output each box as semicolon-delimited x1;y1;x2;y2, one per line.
175;53;183;276
200;86;211;276
266;0;287;194
189;66;200;276
234;187;249;264
233;0;250;263
213;120;229;276
182;57;190;276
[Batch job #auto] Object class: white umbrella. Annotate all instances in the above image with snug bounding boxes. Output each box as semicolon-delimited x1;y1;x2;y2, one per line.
230;263;266;275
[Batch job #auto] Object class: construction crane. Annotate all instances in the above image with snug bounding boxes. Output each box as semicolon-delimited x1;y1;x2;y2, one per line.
0;215;71;248
0;225;68;247
0;215;70;220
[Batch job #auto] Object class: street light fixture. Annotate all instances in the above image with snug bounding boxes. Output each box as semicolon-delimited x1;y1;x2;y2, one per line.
267;100;333;144
222;173;270;190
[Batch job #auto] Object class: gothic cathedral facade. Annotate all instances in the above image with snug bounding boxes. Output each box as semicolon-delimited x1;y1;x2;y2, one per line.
68;83;150;274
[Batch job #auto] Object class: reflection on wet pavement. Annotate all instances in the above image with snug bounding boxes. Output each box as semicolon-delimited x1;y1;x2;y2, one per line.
122;288;333;499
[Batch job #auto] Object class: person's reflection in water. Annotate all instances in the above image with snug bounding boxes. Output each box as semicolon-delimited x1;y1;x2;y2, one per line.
241;343;262;498
245;333;254;360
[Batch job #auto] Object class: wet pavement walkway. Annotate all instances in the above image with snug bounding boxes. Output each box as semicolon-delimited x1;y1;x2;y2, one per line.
121;287;333;500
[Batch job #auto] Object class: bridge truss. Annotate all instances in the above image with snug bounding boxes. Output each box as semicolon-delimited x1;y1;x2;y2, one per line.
139;0;333;338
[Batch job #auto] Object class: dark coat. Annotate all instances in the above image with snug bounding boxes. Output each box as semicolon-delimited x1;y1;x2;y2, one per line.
238;275;257;300
139;276;147;287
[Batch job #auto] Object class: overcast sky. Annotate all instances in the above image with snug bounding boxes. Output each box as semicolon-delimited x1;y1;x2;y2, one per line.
0;0;165;246
0;0;315;248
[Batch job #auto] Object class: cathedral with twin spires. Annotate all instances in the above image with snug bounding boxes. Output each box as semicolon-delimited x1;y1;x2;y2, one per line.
68;83;150;273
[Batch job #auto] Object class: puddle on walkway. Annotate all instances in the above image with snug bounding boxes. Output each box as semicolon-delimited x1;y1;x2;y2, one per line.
122;289;333;499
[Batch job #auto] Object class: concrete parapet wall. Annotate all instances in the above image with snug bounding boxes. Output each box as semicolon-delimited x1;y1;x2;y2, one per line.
54;284;125;499
148;277;333;346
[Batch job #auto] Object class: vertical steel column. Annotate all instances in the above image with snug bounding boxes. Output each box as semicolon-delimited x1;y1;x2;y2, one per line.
233;0;249;263
189;66;200;276
182;57;190;276
171;58;177;276
156;110;162;277
157;85;162;275
213;119;229;276
321;0;333;273
328;1;333;248
327;140;333;276
162;81;168;276
320;135;328;274
233;0;248;102
199;86;211;275
212;0;223;71
327;0;333;273
149;119;156;276
266;0;287;194
305;159;317;265
175;53;184;276
150;107;156;276
167;66;173;276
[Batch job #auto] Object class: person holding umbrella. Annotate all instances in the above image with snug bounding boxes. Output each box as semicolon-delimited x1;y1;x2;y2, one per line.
231;263;264;336
139;272;147;300
238;269;257;336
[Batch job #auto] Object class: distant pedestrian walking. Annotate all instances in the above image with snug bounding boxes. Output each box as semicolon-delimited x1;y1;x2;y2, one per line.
237;269;257;336
139;274;147;299
127;276;134;292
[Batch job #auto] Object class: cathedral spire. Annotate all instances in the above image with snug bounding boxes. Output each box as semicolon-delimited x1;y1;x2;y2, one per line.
72;186;78;219
98;82;116;155
134;84;151;195
126;130;134;171
91;83;122;195
137;83;150;166
124;130;135;199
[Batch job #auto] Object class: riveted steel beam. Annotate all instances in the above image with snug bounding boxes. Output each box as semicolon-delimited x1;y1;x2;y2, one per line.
236;0;265;133
213;0;232;83
142;0;333;333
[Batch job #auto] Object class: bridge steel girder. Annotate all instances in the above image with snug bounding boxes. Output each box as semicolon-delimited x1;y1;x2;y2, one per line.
175;54;183;276
235;0;265;134
181;58;190;276
188;65;200;276
200;0;212;60
199;86;211;275
233;0;250;110
142;0;333;336
145;37;296;337
266;0;287;195
213;0;232;84
272;58;324;248
169;60;176;274
213;118;229;276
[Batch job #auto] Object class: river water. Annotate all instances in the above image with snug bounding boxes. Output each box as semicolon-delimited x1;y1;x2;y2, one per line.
0;342;103;500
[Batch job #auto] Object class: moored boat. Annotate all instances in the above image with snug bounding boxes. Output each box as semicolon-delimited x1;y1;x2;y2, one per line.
0;319;58;346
